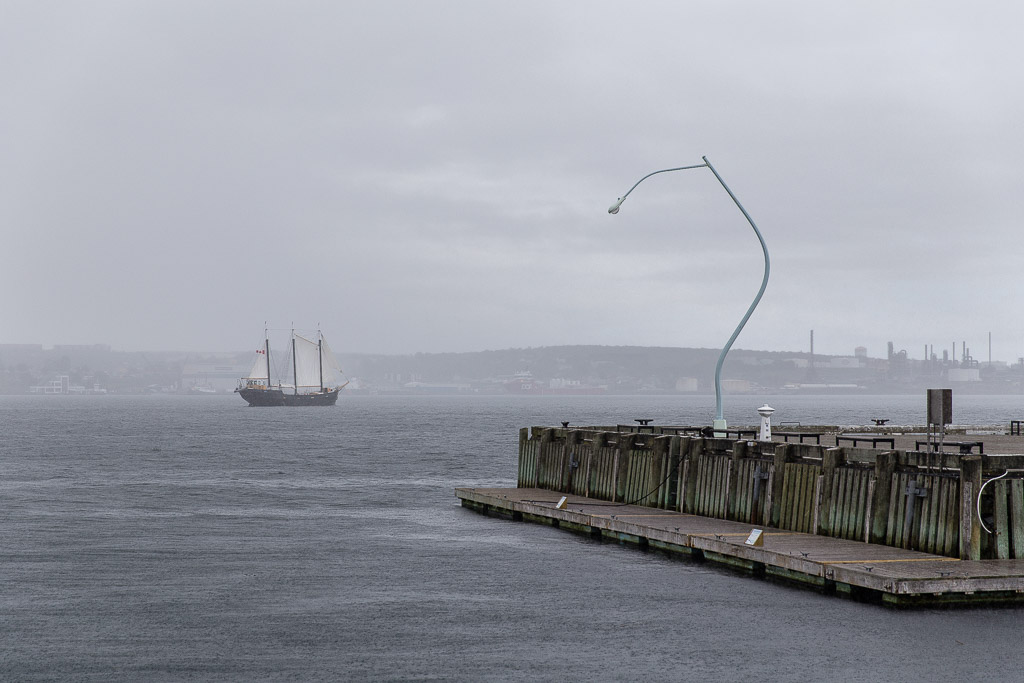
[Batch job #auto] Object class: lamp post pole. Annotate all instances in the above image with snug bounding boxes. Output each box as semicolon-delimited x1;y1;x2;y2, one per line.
608;156;770;435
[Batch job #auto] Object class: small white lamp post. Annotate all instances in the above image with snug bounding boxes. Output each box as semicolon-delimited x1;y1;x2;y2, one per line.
758;404;775;442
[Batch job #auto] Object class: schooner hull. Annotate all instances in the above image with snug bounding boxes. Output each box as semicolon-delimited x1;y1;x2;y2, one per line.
237;387;339;407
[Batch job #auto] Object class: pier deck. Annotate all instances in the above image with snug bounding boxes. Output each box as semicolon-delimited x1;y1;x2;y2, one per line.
457;486;1024;606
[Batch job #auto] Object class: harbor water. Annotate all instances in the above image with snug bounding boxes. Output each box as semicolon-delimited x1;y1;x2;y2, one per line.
2;393;1023;680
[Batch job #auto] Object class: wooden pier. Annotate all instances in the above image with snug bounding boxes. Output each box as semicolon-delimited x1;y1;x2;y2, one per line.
457;424;1024;606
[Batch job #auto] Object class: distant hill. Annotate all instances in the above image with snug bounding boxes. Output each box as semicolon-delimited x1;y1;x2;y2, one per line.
3;343;1021;395
338;345;820;393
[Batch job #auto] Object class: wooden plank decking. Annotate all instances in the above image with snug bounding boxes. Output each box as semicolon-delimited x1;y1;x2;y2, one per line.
457;486;1024;606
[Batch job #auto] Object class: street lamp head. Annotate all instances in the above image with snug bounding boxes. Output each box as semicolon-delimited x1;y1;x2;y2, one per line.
608;198;623;214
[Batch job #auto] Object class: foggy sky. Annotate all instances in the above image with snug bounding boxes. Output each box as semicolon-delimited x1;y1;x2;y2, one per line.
4;2;1023;361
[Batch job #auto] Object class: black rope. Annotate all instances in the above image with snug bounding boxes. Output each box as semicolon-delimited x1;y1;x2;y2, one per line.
522;463;676;509
613;464;677;507
540;465;678;509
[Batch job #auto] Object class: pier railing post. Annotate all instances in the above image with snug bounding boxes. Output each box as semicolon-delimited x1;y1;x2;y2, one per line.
960;456;983;560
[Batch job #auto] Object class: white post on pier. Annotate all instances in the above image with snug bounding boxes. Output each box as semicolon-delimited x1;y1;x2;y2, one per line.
757;404;775;442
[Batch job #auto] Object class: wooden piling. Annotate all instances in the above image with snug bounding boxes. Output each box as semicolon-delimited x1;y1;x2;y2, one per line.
870;451;897;544
563;429;582;493
517;427;532;488
682;438;702;514
1012;480;1024;559
727;441;747;521
994;479;1010;559
819;448;844;536
960;456;982;561
675;436;691;513
590;443;603;499
943;476;960;557
771;444;793;528
651;436;672;509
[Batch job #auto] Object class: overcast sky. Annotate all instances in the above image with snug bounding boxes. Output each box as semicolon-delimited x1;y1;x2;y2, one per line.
3;1;1023;361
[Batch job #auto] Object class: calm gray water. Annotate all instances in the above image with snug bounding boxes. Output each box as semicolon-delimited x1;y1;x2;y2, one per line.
1;393;1023;681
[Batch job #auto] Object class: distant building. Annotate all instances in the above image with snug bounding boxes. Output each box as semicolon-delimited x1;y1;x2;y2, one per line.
30;375;70;394
854;346;867;359
675;377;698;392
28;375;105;394
721;379;753;394
403;381;471;393
181;362;251;393
52;344;111;353
947;368;981;382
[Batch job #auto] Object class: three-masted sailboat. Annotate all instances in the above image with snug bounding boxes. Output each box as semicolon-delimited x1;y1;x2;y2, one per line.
236;328;348;406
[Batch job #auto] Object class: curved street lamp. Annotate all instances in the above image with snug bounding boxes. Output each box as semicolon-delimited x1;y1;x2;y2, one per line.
608;156;770;435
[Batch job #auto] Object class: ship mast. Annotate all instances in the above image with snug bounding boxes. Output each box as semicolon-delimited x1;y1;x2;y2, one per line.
318;329;324;392
264;326;271;388
291;327;298;395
